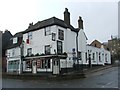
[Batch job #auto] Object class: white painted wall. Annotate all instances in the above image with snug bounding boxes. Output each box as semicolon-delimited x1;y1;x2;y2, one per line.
6;47;21;58
23;25;88;69
23;25;59;56
6;46;21;74
78;29;87;64
86;45;111;65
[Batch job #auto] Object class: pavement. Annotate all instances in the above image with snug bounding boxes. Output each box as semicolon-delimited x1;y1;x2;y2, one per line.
84;65;113;74
62;64;113;75
2;64;114;80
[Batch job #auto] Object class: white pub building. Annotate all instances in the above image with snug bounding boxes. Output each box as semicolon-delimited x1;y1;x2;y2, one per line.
6;8;111;75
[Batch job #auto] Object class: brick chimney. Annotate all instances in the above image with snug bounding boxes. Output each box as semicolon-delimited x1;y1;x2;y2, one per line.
64;8;70;25
28;22;33;28
78;16;83;29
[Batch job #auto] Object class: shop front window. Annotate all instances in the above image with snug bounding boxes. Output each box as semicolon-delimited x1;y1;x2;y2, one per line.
37;59;50;69
8;60;19;71
26;60;32;68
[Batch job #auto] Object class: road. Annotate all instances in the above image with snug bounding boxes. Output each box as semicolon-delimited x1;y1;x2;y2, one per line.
2;66;119;88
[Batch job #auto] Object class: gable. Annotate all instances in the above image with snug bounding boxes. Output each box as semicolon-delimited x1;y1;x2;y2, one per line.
90;40;102;48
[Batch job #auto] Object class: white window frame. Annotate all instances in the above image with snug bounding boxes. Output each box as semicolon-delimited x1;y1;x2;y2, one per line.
28;32;32;40
45;27;51;36
58;29;64;40
27;48;32;56
13;37;18;44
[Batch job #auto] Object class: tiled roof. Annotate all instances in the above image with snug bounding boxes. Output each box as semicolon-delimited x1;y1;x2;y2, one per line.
2;30;13;49
6;32;23;49
13;31;23;37
23;17;76;33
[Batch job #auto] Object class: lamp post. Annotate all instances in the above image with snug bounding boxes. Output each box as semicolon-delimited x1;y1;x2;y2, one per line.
72;48;76;70
88;50;92;68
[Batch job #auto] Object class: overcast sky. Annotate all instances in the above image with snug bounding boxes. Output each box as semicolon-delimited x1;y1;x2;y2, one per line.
0;0;119;43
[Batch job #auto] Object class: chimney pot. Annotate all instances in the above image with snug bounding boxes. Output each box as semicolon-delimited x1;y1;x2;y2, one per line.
78;16;83;29
65;8;68;11
28;22;33;28
64;8;70;25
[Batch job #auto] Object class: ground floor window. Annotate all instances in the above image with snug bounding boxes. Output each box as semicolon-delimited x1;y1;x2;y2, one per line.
78;52;82;60
99;53;101;62
85;52;87;63
37;59;50;69
105;54;108;62
8;60;19;71
25;60;32;69
92;53;95;61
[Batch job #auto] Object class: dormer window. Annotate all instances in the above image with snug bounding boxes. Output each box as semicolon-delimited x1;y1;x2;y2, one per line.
13;37;18;44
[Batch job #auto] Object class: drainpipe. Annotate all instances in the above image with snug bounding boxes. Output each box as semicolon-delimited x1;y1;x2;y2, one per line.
76;32;79;71
20;40;24;74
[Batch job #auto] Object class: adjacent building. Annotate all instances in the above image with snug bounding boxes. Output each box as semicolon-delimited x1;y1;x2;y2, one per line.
107;37;120;63
6;32;23;74
86;45;111;66
2;30;13;72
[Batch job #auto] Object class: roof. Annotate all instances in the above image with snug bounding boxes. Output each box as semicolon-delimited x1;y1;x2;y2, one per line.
83;31;88;40
90;39;102;45
6;39;22;49
6;32;23;49
23;17;76;33
13;32;23;37
2;30;13;50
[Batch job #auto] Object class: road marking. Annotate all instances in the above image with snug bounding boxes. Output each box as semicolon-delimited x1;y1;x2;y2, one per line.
102;86;105;88
101;82;113;88
106;82;112;85
113;87;118;88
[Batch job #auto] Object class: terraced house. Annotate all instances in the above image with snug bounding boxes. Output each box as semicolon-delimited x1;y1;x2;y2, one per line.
6;8;111;75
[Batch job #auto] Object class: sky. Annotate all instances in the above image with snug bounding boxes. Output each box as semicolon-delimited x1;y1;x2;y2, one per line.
0;0;119;44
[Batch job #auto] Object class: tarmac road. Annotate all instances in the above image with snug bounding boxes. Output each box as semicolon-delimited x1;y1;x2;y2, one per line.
2;66;119;88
